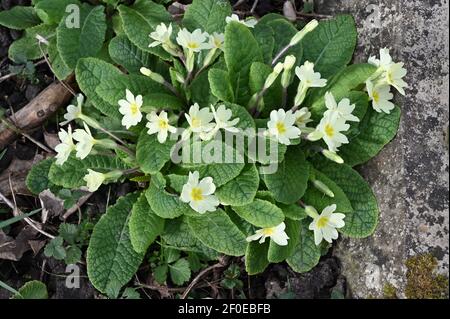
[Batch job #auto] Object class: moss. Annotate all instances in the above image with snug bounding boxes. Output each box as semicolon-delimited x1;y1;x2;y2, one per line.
383;283;398;299
405;254;449;299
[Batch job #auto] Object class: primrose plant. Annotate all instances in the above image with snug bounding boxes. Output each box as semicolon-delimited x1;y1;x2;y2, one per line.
16;0;406;298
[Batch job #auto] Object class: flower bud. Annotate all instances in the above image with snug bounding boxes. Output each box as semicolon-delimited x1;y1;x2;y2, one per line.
312;180;335;198
140;67;166;84
304;205;319;219
307;130;323;141
263;62;284;89
322;149;344;164
289;19;319;47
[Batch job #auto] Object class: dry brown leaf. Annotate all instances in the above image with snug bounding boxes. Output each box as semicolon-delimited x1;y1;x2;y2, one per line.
39;189;64;223
0;226;37;261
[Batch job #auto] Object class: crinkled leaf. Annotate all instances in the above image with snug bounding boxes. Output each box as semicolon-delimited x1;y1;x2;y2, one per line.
279;203;307;221
224;21;263;105
302;168;353;213
48;155;128;188
75;57;123;119
187;209;247;256
183;0;231;33
56;4;107;68
48;39;72;80
268;218;300;263
286;220;320;273
253;24;274;64
189;71;218;108
262;146;310;204
109;35;154;73
0;6;41;30
26;158;55;195
136;131;176;174
145;173;195;219
245;241;269;275
35;0;80;25
267;19;303;64
129;193;165;253
169;258;191;286
13;281;48;299
87;192;145;298
232;199;284;228
216;164;259;206
8;24;55;62
314;159;379;238
208;68;234;103
339;106;401;166
118;0;172;60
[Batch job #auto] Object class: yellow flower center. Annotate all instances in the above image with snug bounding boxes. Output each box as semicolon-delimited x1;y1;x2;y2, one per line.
324;124;335;137
191;117;201;128
130;102;140;115
276;121;286;134
158;119;168;129
190;187;204;201
373;91;380;103
262;227;275;236
317;216;329;229
187;42;199;49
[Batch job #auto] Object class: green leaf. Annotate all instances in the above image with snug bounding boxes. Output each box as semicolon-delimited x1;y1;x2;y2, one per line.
268;218;300;262
44;237;66;260
279;203;307;221
302;168;353;213
339;106;401;166
48;155;128;188
183;0;231;33
145;173;195;219
309;63;377;119
216;164;259;206
187;209;247;256
343;91;370;139
189;71;218;108
8;24;55;62
129;193;165;253
232;199;284;228
302;15;357;78
169;258;191;286
314;160;379;238
161;217;219;259
108;35;154;73
75;57;122;119
56;5;107;69
262;146;310;204
208;68;234;102
87;192;145;298
26;158;55;194
245;241;270;275
224;21;263;104
136;130;176;174
141;93;184;112
59;223;79;245
267;19;303;64
180;140;245;187
65;246;82;265
118;0;172;60
35;0;80;25
13;281;48;299
48;39;72;80
249;62;282;113
96;73;168;110
286;220;321;273
0;6;41;30
153;264;168;284
253;24;275;64
223;102;255;130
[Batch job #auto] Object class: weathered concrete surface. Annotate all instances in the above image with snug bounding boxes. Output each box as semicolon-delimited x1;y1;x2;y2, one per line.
316;0;449;298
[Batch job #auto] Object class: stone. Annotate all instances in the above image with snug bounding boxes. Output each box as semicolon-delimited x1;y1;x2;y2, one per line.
315;0;449;298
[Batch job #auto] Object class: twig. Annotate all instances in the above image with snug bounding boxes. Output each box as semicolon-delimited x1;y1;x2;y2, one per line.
181;258;228;299
0;189;55;239
233;0;247;9
297;12;332;19
62;193;93;220
0;60;46;83
250;0;259;14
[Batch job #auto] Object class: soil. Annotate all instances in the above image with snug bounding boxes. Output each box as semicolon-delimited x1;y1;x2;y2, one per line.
0;0;346;299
